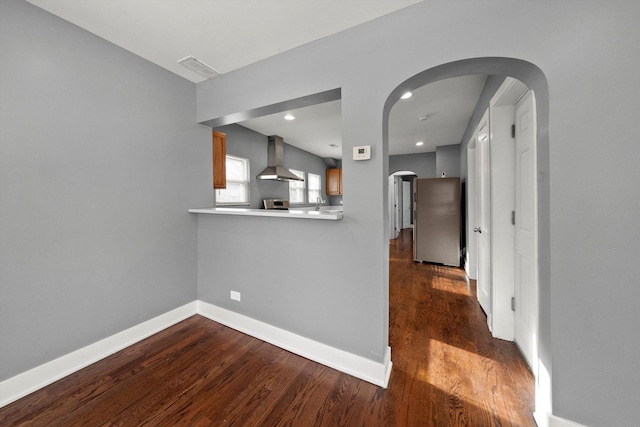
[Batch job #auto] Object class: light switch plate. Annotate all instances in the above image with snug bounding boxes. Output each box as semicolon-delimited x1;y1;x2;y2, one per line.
353;145;371;160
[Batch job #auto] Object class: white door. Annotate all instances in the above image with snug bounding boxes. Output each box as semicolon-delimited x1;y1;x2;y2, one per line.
394;177;402;236
389;176;402;239
402;181;411;228
388;175;398;239
514;90;538;375
466;139;478;280
476;112;492;324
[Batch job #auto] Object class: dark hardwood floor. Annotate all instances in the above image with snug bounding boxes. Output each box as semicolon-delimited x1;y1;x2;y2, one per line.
0;229;534;426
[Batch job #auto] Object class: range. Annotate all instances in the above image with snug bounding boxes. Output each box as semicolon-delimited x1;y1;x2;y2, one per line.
263;199;289;210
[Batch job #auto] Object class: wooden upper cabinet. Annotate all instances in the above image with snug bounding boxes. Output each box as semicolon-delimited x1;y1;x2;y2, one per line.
326;168;342;196
213;130;226;189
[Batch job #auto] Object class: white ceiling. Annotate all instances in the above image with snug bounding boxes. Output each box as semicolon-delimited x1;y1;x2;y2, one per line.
26;0;486;159
388;74;487;156
26;0;422;82
239;75;487;158
238;100;342;159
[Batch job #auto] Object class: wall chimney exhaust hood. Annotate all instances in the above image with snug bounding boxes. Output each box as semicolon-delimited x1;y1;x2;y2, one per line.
257;135;304;181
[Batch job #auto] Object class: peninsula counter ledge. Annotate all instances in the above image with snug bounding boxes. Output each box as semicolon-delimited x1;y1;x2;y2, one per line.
188;207;343;220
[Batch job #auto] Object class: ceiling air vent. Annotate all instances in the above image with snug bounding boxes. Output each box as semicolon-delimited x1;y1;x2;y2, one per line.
177;56;220;79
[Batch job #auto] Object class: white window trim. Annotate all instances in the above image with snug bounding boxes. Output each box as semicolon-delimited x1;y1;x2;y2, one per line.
289;169;306;205
307;172;322;203
215;154;250;206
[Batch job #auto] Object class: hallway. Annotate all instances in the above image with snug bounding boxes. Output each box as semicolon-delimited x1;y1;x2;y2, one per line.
389;229;535;425
0;229;534;426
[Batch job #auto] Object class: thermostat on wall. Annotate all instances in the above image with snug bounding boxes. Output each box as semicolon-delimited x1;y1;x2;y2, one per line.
353;145;371;160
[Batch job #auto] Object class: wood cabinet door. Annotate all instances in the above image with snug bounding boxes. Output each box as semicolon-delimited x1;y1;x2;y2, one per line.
326;168;342;195
213;131;226;189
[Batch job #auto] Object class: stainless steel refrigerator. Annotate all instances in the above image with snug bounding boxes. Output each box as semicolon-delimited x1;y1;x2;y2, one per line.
413;177;461;266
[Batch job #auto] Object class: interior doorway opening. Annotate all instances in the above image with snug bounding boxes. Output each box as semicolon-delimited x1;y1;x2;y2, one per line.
389;171;416;240
382;57;550;421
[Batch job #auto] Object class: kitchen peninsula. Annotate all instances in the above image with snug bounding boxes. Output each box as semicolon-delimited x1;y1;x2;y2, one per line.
188;207;343;220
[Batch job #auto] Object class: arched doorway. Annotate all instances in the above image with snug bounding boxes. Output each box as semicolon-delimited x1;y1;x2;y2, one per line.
382;57;550;420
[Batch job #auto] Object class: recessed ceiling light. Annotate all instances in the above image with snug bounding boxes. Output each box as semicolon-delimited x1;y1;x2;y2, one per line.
416;141;424;146
284;114;295;121
401;91;413;100
418;114;430;121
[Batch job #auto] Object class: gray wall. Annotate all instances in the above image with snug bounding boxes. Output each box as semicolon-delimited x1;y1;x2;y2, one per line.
436;145;460;178
196;2;640;426
215;124;328;209
3;1;640;425
0;0;211;380
389;153;435;177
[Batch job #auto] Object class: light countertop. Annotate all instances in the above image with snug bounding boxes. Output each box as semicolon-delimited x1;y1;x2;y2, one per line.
188;207;343;220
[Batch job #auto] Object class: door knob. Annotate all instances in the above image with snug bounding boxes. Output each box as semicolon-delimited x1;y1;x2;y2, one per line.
473;227;482;233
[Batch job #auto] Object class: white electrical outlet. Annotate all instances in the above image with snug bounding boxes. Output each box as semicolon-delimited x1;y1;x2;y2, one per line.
230;290;241;301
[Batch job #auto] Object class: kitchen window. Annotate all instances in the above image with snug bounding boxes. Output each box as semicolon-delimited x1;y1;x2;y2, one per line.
289;169;305;204
307;173;321;203
216;155;250;205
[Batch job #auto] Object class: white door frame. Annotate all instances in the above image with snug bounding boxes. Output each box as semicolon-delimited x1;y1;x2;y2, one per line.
514;88;539;377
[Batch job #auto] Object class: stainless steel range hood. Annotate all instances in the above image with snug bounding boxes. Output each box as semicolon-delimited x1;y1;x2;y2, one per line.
257;135;304;181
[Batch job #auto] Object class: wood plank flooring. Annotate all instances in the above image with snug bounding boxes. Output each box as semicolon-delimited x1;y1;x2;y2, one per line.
0;229;534;426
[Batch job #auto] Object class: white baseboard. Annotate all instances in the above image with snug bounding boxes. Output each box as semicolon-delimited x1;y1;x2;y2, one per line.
0;302;198;408
196;301;392;388
1;300;393;408
534;412;588;427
